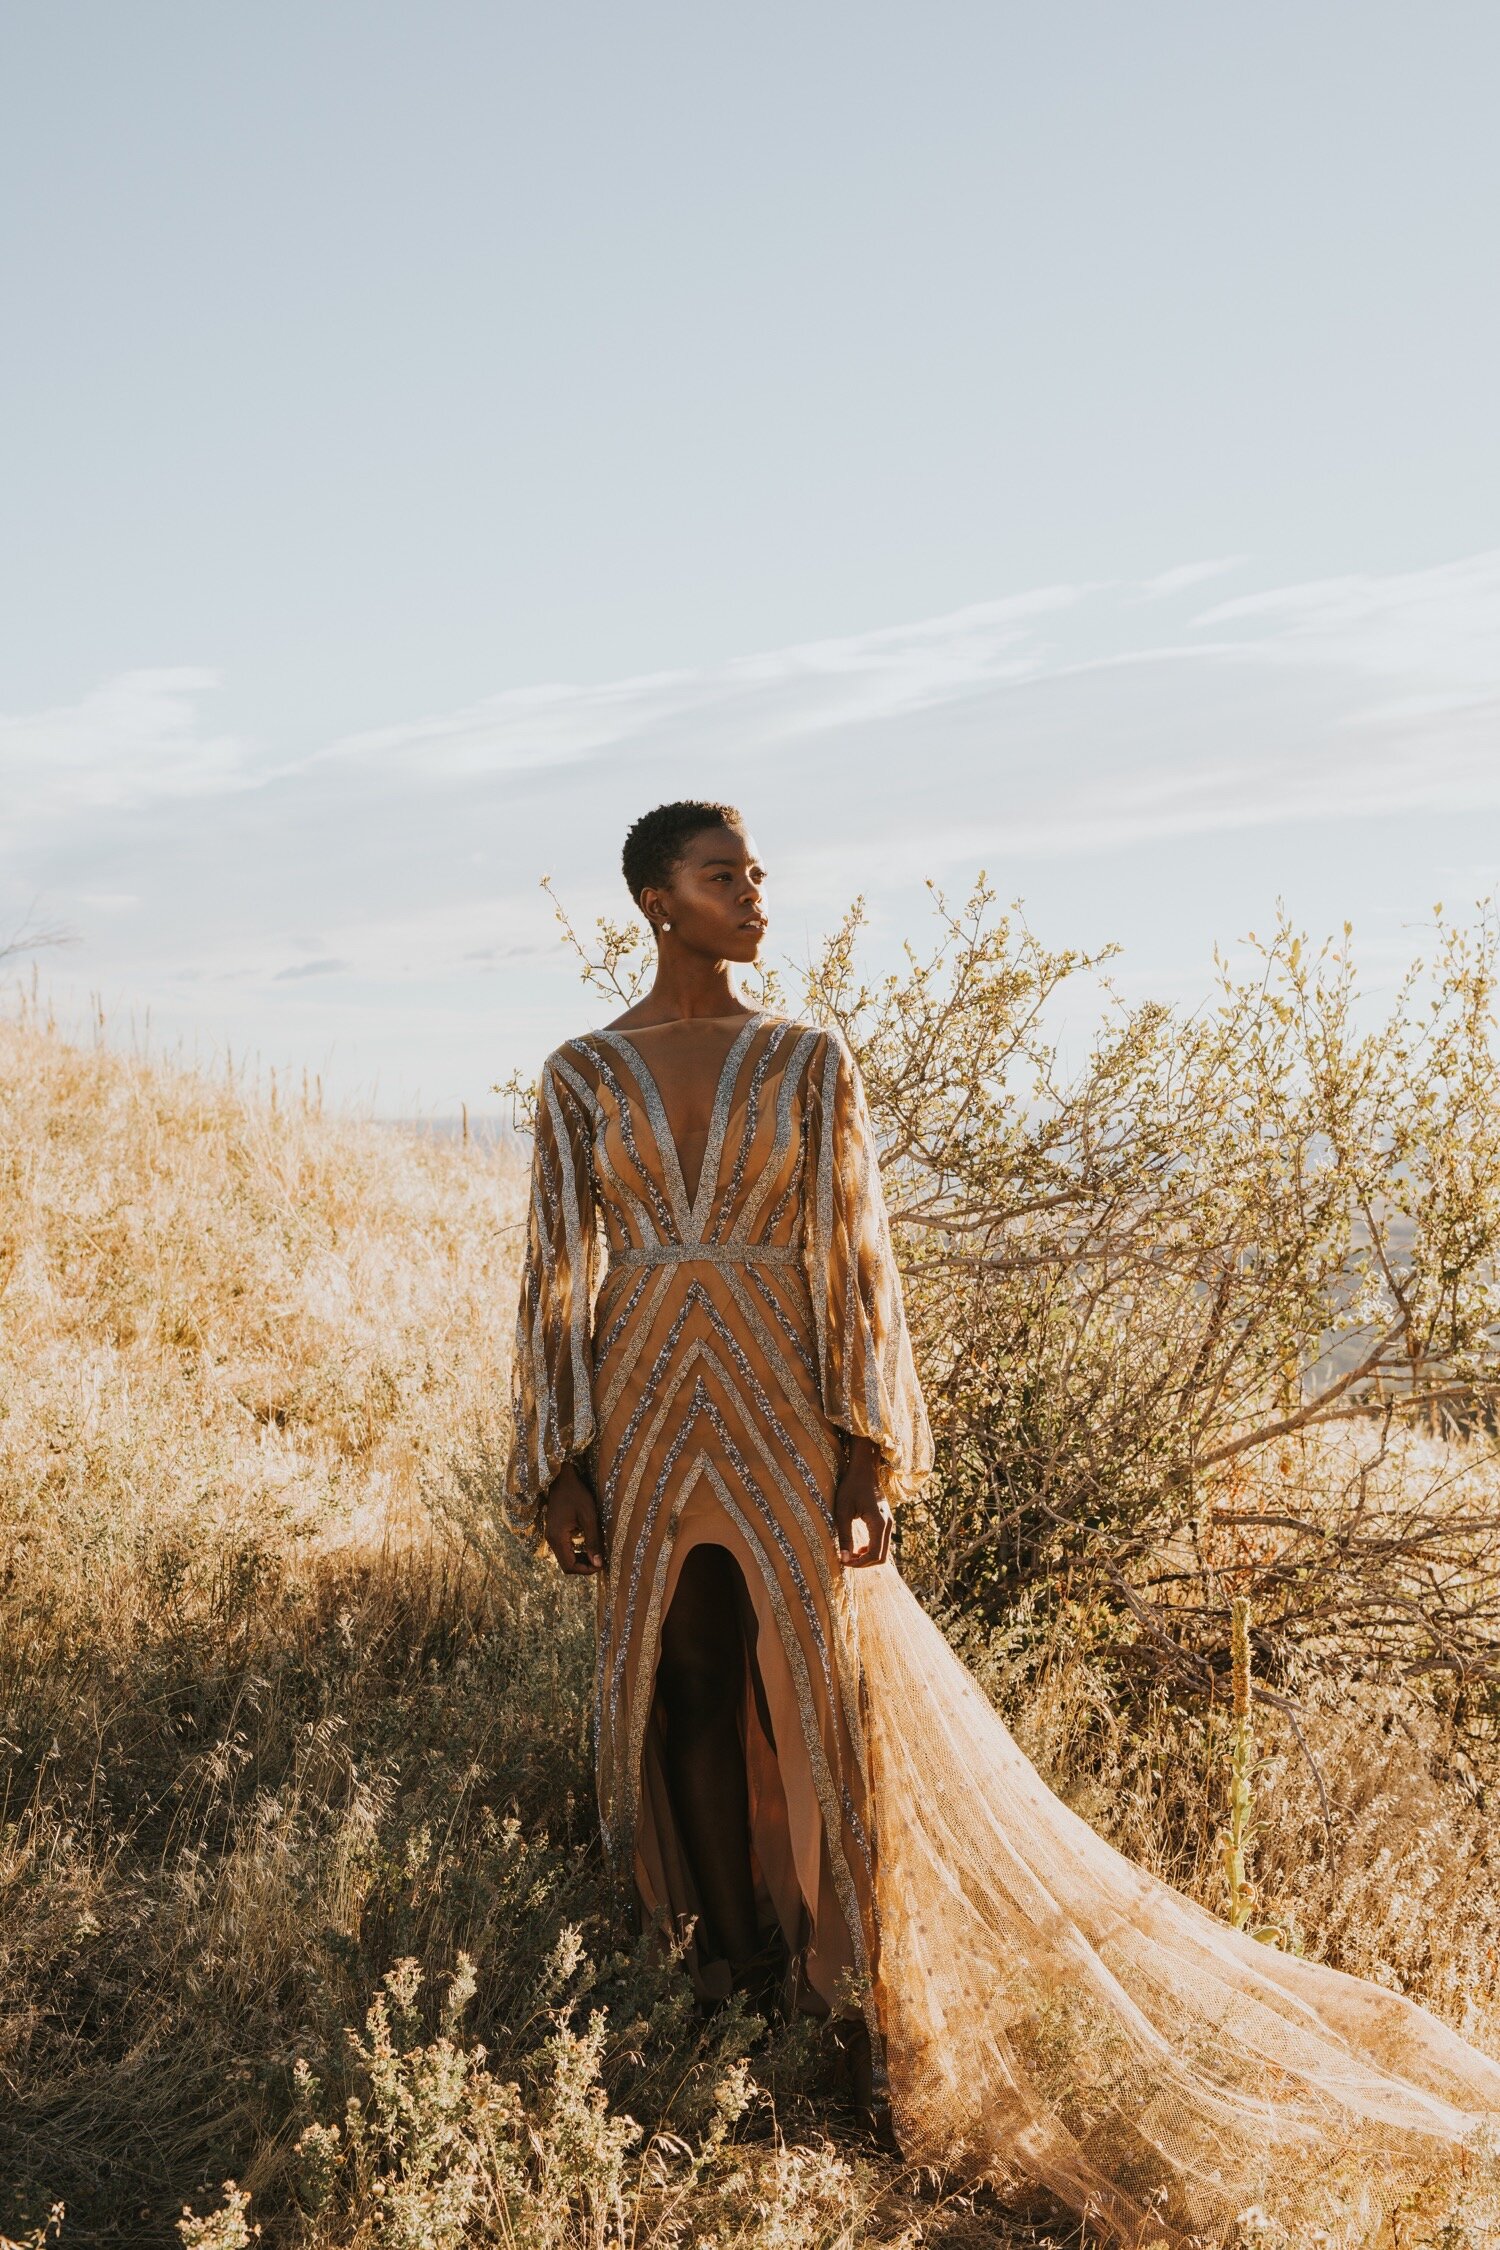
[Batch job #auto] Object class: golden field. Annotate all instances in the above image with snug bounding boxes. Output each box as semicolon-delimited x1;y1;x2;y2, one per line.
2;996;1499;2249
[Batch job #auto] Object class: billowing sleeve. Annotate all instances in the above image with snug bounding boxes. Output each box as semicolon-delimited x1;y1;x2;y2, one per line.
505;1053;599;1538
803;1031;934;1506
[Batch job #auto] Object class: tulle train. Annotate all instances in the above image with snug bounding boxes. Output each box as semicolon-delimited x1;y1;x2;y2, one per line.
855;1566;1500;2247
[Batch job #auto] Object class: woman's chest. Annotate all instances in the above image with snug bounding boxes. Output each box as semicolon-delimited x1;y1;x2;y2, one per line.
584;1032;811;1225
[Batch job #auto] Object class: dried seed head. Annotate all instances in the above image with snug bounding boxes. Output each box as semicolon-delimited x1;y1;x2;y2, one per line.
1231;1596;1252;1722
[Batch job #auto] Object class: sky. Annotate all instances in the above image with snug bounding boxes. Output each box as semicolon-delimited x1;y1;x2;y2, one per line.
2;3;1496;1114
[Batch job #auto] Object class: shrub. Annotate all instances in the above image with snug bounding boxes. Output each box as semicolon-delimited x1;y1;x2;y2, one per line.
537;881;1500;1714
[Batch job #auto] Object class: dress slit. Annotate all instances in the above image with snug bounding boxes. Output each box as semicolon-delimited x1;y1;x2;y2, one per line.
635;1485;860;2011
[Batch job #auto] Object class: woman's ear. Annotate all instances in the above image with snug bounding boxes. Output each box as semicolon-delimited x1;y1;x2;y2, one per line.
639;885;670;936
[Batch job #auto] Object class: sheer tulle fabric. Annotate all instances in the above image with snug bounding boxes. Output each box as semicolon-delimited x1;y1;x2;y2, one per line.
856;1562;1500;2244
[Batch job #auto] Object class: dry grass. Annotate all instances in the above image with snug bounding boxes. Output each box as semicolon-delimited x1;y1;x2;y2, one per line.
0;1008;1019;2249
2;1002;1497;2248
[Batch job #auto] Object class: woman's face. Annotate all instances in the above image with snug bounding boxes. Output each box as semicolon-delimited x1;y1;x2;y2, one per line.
647;824;767;964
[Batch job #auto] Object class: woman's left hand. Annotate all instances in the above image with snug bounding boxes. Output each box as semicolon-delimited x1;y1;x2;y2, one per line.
834;1436;893;1567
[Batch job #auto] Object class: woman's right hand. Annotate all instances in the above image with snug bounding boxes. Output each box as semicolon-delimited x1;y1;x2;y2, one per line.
544;1462;605;1576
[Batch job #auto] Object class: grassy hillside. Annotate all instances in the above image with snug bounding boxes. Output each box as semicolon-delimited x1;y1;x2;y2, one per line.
0;1009;943;2248
2;1003;1498;2248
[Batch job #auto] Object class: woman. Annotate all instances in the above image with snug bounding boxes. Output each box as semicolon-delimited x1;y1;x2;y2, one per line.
508;800;1500;2246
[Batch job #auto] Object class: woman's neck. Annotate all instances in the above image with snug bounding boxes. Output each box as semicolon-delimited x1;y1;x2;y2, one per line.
612;967;753;1028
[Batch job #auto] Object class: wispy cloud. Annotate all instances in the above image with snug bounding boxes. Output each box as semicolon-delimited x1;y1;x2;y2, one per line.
273;956;352;981
6;550;1495;1105
309;585;1092;784
993;717;1500;858
1133;556;1249;602
10;556;1494;866
1194;550;1500;685
0;668;256;823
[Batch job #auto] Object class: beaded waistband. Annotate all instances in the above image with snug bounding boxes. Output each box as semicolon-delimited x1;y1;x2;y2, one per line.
608;1241;801;1272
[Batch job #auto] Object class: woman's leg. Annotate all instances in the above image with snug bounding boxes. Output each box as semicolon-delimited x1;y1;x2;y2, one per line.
655;1541;760;1972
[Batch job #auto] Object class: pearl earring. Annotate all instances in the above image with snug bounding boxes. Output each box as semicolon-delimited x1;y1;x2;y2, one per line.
660;920;672;934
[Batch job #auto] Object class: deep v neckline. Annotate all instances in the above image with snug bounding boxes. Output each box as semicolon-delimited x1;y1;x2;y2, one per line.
598;1013;763;1240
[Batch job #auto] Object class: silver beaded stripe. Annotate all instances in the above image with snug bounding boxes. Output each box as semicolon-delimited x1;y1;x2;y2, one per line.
808;1033;916;1469
602;1334;730;1733
727;1260;833;1459
591;1018;763;1243
608;1241;801;1270
606;1448;713;1866
572;1038;679;1242
708;1021;779;1235
513;1064;597;1505
808;1035;841;1400
750;1148;808;1254
722;1026;821;1245
598;1030;697;1242
600;1287;722;1530
592;1030;697;1236
521;1090;566;1484
561;1077;659;1257
543;1065;597;1464
683;1012;764;1238
593;1265;679;1462
687;1288;840;1528
591;1267;653;1367
843;1056;913;1437
746;1260;824;1392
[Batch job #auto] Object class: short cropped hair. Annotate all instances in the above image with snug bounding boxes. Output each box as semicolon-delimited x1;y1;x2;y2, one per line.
621;800;744;907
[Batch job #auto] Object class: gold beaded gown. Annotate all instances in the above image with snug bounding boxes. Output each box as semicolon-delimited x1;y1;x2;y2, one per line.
507;1011;1500;2247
